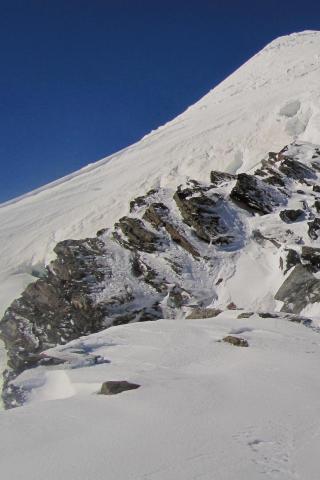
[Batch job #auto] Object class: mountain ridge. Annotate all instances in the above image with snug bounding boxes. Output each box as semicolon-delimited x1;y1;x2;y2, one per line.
1;31;320;320
2;140;320;407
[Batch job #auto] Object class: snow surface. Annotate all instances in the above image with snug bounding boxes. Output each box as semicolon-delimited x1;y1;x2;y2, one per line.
2;31;320;477
2;313;320;479
1;31;320;318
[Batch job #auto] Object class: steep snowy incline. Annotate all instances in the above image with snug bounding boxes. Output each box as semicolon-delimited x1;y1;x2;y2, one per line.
1;30;320;315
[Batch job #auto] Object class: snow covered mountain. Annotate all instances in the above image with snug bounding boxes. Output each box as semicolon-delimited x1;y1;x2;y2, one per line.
2;30;320;479
1;30;320;318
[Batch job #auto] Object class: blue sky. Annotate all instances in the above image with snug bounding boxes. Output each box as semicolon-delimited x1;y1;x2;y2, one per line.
1;0;320;202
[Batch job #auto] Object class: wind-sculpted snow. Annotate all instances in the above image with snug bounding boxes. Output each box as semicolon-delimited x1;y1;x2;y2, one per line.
1;31;320;321
3;141;320;407
2;313;320;480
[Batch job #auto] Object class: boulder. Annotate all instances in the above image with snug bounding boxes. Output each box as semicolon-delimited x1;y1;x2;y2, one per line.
99;381;140;395
279;209;304;223
222;336;249;347
275;264;320;313
258;312;279;318
279;158;316;182
230;173;287;215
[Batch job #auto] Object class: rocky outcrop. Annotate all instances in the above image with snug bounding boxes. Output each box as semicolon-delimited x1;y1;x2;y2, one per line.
283;248;300;274
275;264;320;313
279;157;316;182
308;218;320;240
174;184;234;244
143;202;200;258
210;170;236;186
230;173;287;214
115;217;162;253
3;141;320;408
301;246;320;272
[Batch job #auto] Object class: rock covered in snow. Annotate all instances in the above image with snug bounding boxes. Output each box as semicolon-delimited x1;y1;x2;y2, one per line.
3;141;320;407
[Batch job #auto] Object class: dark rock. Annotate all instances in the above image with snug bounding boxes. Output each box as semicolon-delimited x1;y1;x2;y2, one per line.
210;170;236;186
237;312;254;319
167;285;190;309
186;308;222;319
174;185;233;244
284;314;312;326
254;168;268;177
279;209;304;223
279;158;316;182
301;246;320;272
308;218;320;240
275;264;320;313
227;302;237;310
129;189;158;213
230;173;287;215
264;174;286;188
222;336;249;347
99;380;140;395
116;217;161;253
313;185;320;193
143;203;200;258
258;312;279;318
314;200;320;213
311;160;320;171
284;249;300;274
0;237;108;376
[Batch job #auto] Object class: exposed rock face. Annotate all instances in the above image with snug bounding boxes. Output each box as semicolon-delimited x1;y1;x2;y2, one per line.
115;217;161;253
0;238;108;375
174;185;233;244
283;248;301;274
275;264;320;313
279;157;316;182
301;246;320;272
143;203;200;258
210;170;236;186
230;173;287;214
308;218;320;240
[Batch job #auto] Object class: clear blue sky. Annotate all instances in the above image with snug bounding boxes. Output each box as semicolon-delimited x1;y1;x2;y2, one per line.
1;0;320;202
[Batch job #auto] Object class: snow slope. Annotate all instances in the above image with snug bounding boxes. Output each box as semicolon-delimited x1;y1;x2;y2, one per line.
2;313;320;479
1;30;320;317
